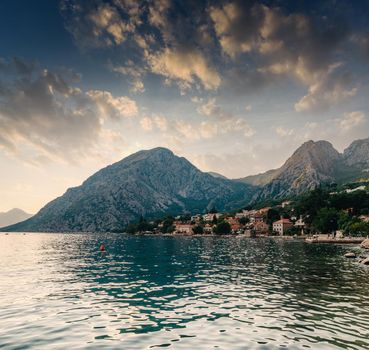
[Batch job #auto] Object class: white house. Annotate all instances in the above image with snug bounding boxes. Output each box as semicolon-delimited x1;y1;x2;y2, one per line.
273;218;293;235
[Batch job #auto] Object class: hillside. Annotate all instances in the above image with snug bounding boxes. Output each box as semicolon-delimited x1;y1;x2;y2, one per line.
2;148;255;232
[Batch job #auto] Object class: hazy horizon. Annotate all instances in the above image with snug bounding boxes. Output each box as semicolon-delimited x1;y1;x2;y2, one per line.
1;0;369;213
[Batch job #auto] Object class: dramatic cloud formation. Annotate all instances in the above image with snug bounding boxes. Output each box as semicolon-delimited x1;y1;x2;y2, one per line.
60;0;366;111
148;48;221;91
0;58;137;164
1;0;369;212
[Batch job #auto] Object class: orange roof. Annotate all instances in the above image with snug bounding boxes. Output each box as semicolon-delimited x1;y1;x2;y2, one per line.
273;219;292;224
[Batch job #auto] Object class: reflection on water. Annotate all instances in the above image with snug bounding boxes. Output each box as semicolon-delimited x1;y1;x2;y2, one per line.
0;233;369;349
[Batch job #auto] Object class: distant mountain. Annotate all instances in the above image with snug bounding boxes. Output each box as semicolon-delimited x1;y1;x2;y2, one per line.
0;208;33;228
239;139;369;201
3;148;255;232
237;168;278;187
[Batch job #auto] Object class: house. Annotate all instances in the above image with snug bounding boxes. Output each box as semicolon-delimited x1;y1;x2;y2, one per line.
225;217;238;225
235;212;247;219
294;216;306;228
250;213;263;223
359;215;369;223
231;223;242;232
203;213;222;222
281;201;292;208
273;218;293;235
258;207;271;216
174;223;194;234
345;186;366;193
191;214;202;223
254;221;269;234
203;224;214;234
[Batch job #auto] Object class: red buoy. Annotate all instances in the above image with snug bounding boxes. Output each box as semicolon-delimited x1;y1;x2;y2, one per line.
99;244;106;252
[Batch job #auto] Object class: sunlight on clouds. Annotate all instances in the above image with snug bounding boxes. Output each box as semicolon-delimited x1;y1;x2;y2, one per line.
148;47;221;90
0;58;137;165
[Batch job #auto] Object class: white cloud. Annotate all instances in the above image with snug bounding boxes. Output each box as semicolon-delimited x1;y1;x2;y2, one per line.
148;47;221;90
196;98;255;138
295;63;357;112
339;111;366;132
61;0;140;48
87;90;138;118
0;58;137;164
274;126;294;137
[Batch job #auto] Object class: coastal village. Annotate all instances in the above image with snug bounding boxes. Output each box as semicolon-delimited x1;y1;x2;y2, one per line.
127;183;369;240
171;202;298;237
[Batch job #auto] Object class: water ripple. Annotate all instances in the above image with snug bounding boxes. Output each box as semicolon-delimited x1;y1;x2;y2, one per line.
1;233;369;349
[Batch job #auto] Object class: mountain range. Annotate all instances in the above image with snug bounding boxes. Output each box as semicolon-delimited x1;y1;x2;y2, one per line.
2;138;369;233
0;208;33;228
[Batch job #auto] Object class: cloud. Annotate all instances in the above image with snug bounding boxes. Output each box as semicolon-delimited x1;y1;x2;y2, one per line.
112;60;145;93
87;90;138;118
210;1;352;109
294;63;357;112
196;98;255;138
140;114;168;132
210;2;264;58
274;126;294;137
339;111;366;132
0;57;137;164
147;47;221;91
60;0;139;48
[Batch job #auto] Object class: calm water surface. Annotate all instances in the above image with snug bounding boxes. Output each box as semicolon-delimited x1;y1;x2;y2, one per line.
1;233;369;349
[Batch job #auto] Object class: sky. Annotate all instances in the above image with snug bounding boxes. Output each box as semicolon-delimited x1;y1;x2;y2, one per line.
1;0;369;213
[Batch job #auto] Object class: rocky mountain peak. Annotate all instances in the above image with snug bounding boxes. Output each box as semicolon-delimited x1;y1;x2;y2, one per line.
285;140;340;174
343;138;369;167
2;148;254;232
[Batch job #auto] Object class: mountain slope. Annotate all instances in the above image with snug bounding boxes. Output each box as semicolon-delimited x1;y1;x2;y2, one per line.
343;137;369;169
207;171;228;180
3;148;255;232
239;140;342;200
0;208;33;228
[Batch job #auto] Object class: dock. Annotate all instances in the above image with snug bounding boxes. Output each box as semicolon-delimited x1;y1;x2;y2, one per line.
305;237;365;244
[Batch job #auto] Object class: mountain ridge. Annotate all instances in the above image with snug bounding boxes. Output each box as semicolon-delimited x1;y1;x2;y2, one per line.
3;138;369;233
3;147;255;232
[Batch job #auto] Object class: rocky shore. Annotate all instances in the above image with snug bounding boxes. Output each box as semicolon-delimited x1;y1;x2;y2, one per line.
343;238;369;265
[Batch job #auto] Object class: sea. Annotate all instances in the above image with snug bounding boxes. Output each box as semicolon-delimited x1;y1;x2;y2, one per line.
1;233;369;349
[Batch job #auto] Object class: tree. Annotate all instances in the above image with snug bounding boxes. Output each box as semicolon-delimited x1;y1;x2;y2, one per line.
162;216;174;233
312;208;339;233
209;206;218;214
192;225;204;234
266;208;280;225
126;223;138;234
294;188;329;224
213;221;231;235
347;221;369;236
337;211;352;233
239;217;249;225
212;215;218;225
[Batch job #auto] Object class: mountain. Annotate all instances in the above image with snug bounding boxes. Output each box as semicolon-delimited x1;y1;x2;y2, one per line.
207;171;228;180
0;208;33;228
239;140;344;200
343;137;369;169
239;138;369;201
3;148;255;232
